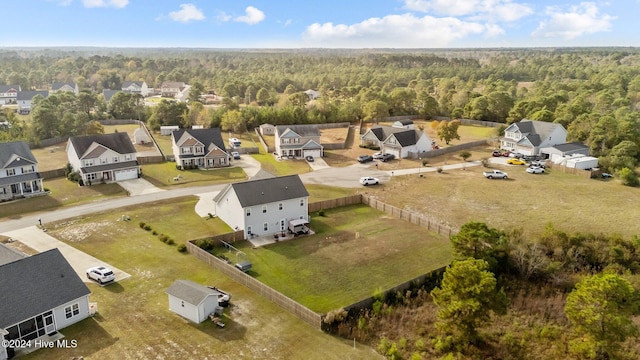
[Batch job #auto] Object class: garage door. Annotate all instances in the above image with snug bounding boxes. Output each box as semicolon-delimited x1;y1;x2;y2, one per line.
385;147;401;158
303;149;322;158
114;168;138;181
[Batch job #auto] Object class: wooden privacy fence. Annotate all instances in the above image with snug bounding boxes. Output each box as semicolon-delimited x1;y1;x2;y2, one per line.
308;195;362;213
39;168;66;179
186;241;323;329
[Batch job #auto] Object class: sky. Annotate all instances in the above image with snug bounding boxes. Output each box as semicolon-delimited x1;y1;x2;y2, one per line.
2;0;639;48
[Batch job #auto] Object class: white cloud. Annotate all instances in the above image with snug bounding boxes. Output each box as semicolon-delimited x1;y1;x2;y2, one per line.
533;2;615;40
48;0;72;6
303;13;490;48
216;11;232;23
403;0;533;22
81;0;128;8
169;3;206;23
234;6;265;25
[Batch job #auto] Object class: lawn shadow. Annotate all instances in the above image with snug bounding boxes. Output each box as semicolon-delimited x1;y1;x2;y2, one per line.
102;281;125;293
190;312;246;342
0;196;63;219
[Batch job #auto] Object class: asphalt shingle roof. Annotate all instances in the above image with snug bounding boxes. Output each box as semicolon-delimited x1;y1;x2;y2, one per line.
276;125;321;138
172;128;226;153
0;249;91;328
0;243;26;266
222;174;308;208
69;132;136;158
0;141;37;169
16;90;49;101
166;280;222;306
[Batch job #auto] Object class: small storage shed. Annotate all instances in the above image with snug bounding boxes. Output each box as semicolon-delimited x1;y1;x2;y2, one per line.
259;123;275;136
392;119;415;130
166;280;225;323
133;127;149;144
160;125;179;136
566;156;599;170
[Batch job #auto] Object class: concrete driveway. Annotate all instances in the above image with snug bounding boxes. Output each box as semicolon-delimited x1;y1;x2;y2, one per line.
2;226;131;285
118;178;164;196
308;157;330;171
232;154;262;179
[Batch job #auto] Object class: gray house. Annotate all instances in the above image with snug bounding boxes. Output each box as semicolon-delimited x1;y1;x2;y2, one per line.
0;141;45;201
17;90;49;114
274;125;323;159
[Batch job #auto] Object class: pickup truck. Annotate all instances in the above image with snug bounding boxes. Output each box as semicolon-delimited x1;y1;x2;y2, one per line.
483;169;508;179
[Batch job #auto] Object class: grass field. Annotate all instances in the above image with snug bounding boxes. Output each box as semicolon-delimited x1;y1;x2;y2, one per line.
28;197;376;360
150;131;174;155
141;162;247;187
251;150;312;176
211;204;452;313
30;144;69;171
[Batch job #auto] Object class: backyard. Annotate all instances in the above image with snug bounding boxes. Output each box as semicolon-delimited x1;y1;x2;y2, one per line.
211;204;452;313
32;197;376;360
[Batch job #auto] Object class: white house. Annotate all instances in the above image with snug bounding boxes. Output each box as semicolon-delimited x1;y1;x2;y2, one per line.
259;123;275;136
66;132;140;184
133;127;150;145
50;82;79;95
392;119;415;130
0;141;46;201
166;280;226;324
175;85;191;103
304;89;320;100
160;81;186;98
501;119;567;156
360;125;432;159
274;125;324;159
122;81;150;97
171;128;230;169
540;142;590;161
16;90;48;114
213;175;309;239
0;85;20;105
160;125;180;136
0;249;91;359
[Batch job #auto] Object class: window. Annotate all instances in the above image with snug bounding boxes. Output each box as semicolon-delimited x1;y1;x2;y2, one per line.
279;203;283;210
101;157;108;164
181;147;192;154
282;138;290;144
125;154;132;161
262;205;267;213
246;208;251;216
87;173;97;181
113;156;119;163
84;159;94;167
300;199;304;207
195;146;204;154
247;226;252;235
65;303;80;319
6;169;15;176
263;222;268;231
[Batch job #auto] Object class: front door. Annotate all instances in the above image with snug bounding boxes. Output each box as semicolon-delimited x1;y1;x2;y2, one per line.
103;172;110;180
44;311;55;334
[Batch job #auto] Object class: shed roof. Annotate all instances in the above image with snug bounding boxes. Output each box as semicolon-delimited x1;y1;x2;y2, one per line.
166;280;222;306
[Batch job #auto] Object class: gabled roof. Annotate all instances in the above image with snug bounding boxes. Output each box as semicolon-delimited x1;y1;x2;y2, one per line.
508;119;564;141
550;142;589;152
161;81;185;89
102;89;121;102
394;119;414;126
172;128;226;153
0;85;21;93
122;81;144;88
0;141;37;169
52;82;76;91
276;125;321;138
0;248;91;328
387;130;422;147
0;243;26;266
215;174;308;208
166;280;223;306
69;132;136;158
366;125;408;142
16;90;49;101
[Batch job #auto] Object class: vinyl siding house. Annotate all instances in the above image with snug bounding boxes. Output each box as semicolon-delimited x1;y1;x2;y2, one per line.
213;175;309;239
274;125;324;159
539;142;590;161
166;280;226;324
122;81;150;97
171;128;230;169
66;133;140;185
500;119;567;156
0;141;45;201
360;125;432;158
17;90;48;114
0;85;20;105
50;82;79;95
0;249;91;359
160;81;186;98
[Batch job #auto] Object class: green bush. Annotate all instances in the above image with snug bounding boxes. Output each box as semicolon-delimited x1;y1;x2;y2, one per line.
177;244;187;252
158;234;169;242
152;230;158;236
618;167;639;187
318;209;326;217
139;222;145;228
422;159;428;166
166;239;175;245
143;225;152;231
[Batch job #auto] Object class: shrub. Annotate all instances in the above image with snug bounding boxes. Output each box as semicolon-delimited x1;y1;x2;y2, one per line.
158;234;169;242
152;230;158;236
139;222;146;228
195;239;214;251
459;150;472;161
143;225;152;231
166;239;175;245
422;159;428;166
618;167;639;187
323;308;348;324
436;167;443;173
177;244;187;252
318;209;326;217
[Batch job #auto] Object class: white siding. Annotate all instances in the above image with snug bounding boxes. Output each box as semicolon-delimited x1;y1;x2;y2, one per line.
214;188;246;233
244;197;309;238
52;295;91;329
168;294;199;323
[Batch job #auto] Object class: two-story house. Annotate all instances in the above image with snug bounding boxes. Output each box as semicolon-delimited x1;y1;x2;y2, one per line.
274;125;324;159
16;90;48;114
213;175;309;239
0;248;91;360
0;141;45;201
0;85;20;105
500;119;567;156
122;81;150;97
160;81;186;98
50;82;79;95
66;133;140;185
171;128;230;169
360;125;432;158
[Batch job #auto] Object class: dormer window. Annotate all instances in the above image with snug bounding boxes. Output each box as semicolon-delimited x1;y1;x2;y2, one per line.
6;169;15;176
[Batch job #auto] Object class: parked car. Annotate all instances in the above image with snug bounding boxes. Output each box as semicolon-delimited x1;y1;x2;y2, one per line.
526;166;545;174
509;152;524;159
507;158;526;165
380;153;395;162
492;150;502;157
305;155;314;162
360;176;380;186
529;160;546;168
501;150;511;157
601;173;613;179
86;266;115;284
235;261;252;272
372;152;384;160
357;155;373;163
231;151;241;160
483;170;508;179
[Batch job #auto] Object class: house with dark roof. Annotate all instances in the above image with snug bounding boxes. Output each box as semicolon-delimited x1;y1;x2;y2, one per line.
66;132;140;184
360;125;432;159
0;141;46;201
0;243;26;266
166;280;227;323
0;85;21;105
17;90;49;114
392;119;415;130
501;119;567;156
274;125;324;159
0;249;91;356
50;82;79;95
171;128;230;169
539;142;590;161
122;81;150;97
213;175;309;239
160;81;186;98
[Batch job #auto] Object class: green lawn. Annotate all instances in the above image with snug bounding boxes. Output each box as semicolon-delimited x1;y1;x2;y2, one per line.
0;178;126;220
28;197;374;360
251;150;312;176
102;124;139;134
141;162;247;187
306;184;358;202
212;204;452;313
151;132;174;155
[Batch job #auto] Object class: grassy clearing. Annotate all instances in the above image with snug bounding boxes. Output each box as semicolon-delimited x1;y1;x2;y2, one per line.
150;132;174;156
212;205;451;313
0;177;126;220
30;144;69;171
27;197;375;360
251;150;312;176
306;184;358;202
141;162;247;187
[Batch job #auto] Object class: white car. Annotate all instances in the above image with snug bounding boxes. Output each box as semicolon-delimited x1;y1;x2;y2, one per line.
372;152;384;160
483;170;508;179
526;166;545;174
86;266;115;284
231;151;240;160
360;176;379;186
